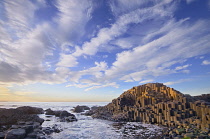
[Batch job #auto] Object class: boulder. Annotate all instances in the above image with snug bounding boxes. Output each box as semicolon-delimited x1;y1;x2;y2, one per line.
0;132;5;139
16;106;44;114
65;116;77;122
45;108;55;115
84;106;101;116
73;105;90;113
5;129;26;139
91;106;100;111
0;108;44;126
45;109;77;122
55;110;74;118
84;110;95;116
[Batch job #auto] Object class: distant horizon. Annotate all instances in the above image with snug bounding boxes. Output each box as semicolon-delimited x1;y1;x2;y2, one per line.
0;0;210;102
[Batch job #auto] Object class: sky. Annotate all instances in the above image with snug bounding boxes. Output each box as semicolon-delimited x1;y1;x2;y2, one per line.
0;0;210;102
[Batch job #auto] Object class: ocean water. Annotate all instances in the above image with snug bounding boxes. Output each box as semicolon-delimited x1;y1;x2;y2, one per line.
0;102;164;139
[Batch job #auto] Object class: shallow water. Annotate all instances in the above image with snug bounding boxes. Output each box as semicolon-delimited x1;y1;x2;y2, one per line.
0;102;163;139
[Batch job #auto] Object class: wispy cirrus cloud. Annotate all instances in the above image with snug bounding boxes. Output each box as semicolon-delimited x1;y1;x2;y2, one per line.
0;0;210;94
164;79;193;86
104;19;210;83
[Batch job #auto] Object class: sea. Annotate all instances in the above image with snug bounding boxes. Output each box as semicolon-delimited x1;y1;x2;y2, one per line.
0;102;164;139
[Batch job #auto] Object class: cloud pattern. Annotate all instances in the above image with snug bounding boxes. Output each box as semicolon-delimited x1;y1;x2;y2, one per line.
0;0;210;91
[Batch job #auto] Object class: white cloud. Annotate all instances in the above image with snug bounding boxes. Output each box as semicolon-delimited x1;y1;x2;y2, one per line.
55;0;94;44
109;0;147;16
0;0;96;85
139;79;154;84
68;61;108;83
164;79;192;86
72;2;174;57
202;60;210;65
186;0;197;4
84;82;119;91
109;0;173;16
1;0;210;92
113;38;134;49
3;0;39;38
175;64;191;70
199;56;204;59
56;54;78;67
105;19;210;82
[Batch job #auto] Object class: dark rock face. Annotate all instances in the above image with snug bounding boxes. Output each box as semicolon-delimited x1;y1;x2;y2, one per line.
45;108;55;115
73;105;90;113
92;83;210;133
0;106;44;126
0;132;5;139
5;129;26;139
16;106;44;114
3;121;45;139
45;109;77;122
84;106;101;116
194;94;210;102
0;106;68;139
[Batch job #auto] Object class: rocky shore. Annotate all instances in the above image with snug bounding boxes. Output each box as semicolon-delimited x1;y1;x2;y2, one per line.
0;106;77;139
86;83;210;138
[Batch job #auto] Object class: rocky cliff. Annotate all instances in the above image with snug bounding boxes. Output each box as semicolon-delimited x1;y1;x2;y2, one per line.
92;83;210;132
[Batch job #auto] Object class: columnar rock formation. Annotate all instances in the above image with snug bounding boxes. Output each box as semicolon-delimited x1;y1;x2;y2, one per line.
93;83;210;132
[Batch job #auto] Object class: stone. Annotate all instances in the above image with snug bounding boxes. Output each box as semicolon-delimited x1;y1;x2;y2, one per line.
11;125;20;129
73;105;90;113
0;132;5;139
16;106;44;114
65;116;77;122
45;109;76;120
5;129;26;139
22;125;34;134
45;109;55;115
91;83;210;137
27;132;37;138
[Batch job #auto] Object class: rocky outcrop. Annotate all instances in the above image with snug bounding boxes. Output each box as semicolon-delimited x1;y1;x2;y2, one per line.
0;106;47;139
45;108;77;122
16;106;44;115
73;105;90;113
92;83;210;135
194;94;210;102
0;106;44;126
84;106;101;116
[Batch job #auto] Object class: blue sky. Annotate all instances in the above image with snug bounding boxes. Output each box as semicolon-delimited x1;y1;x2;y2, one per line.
0;0;210;102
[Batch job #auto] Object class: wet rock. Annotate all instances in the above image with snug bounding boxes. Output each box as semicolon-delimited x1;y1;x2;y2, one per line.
0;107;44;127
16;106;44;114
11;125;20;129
19;115;44;124
73;105;90;113
42;127;56;135
0;132;5;139
26;132;37;138
84;106;101;116
45;109;55;115
91;106;100;111
5;129;26;139
45;109;77;122
64;116;77;122
84;110;95;116
56;110;73;118
22;125;34;134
